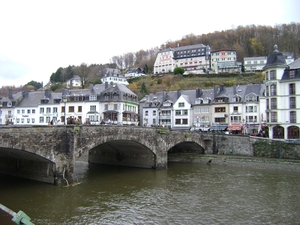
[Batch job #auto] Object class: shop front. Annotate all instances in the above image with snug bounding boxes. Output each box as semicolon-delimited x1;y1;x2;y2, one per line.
227;124;243;134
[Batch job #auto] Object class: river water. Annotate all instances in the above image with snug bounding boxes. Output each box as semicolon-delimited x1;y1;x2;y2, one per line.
0;160;300;225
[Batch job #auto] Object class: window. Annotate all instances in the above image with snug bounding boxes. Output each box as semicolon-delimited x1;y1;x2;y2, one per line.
78;106;82;112
271;112;277;122
233;106;238;113
215;107;225;112
32;118;35;123
69;106;75;112
182;110;188;115
21;118;24;123
270;70;276;80
289;70;295;78
46;117;51;122
40;108;44;113
145;111;148;116
27;118;30;123
53;107;58;113
90;105;96;111
46;107;51;113
27;109;31;114
39;117;44;123
89;95;97;101
182;119;188;124
22;109;25;114
271;98;277;109
178;102;184;107
290;97;296;108
175;110;181;115
32;109;35;114
270;85;277;96
289;83;295;95
17;110;20;114
153;111;156;116
290;111;296;123
153;119;156;125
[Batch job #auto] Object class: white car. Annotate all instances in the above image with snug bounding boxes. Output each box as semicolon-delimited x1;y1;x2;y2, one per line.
190;127;200;132
199;126;210;132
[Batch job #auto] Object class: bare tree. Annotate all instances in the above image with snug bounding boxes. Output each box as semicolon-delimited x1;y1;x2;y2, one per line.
76;63;91;89
123;52;135;69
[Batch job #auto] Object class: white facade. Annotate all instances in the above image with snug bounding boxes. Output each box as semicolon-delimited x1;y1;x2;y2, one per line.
264;45;299;139
244;56;267;72
172;94;192;129
211;50;239;73
66;75;81;88
153;49;175;74
101;75;129;86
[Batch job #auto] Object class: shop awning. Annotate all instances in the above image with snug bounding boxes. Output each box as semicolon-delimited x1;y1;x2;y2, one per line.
228;124;242;130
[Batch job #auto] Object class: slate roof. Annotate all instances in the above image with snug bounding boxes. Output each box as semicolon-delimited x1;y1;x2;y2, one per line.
288;58;300;70
100;83;137;96
264;45;287;68
17;91;62;107
281;58;300;80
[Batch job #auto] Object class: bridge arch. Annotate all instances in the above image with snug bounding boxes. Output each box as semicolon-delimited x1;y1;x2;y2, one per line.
84;139;157;168
168;141;205;154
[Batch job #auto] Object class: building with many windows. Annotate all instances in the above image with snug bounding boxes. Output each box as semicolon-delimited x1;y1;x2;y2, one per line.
264;45;300;139
210;49;240;73
101;68;129;86
244;56;268;72
173;44;211;74
140;84;265;134
0;83;139;126
153;44;210;75
153;48;175;75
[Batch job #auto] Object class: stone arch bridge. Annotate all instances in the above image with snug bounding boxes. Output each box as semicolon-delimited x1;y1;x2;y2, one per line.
0;125;253;185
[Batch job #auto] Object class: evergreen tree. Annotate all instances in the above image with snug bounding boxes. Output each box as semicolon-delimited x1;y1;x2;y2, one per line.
140;82;148;95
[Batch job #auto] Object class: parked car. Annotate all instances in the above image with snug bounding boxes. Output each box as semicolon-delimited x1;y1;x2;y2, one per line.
199;126;210;132
190;127;200;132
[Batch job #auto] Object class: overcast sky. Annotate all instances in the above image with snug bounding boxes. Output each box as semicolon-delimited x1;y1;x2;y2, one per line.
0;0;299;87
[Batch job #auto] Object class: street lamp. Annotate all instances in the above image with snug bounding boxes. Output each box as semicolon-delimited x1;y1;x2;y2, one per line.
62;96;67;125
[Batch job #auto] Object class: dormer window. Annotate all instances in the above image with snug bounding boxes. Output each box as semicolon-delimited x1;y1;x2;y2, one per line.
41;99;49;104
89;95;97;101
289;70;295;78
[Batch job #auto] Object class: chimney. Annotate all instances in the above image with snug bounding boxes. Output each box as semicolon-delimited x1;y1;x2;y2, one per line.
233;84;237;95
177;90;181;99
163;90;166;102
45;89;50;98
9;89;13;99
196;88;202;98
105;82;108;89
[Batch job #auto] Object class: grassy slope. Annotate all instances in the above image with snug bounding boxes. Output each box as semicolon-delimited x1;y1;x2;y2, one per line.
128;72;265;98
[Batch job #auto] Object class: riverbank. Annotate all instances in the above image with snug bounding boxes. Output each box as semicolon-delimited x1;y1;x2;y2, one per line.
168;153;300;173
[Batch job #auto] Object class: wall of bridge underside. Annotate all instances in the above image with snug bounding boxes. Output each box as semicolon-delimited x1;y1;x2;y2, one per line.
88;140;156;169
0;147;55;184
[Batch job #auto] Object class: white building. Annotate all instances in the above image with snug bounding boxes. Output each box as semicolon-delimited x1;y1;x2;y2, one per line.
101;68;129;86
210;49;240;73
244;56;268;72
124;68;146;78
153;48;175;74
264;45;299;139
66;75;81;88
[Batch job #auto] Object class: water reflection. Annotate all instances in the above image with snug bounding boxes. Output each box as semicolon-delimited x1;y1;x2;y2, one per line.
0;162;299;225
